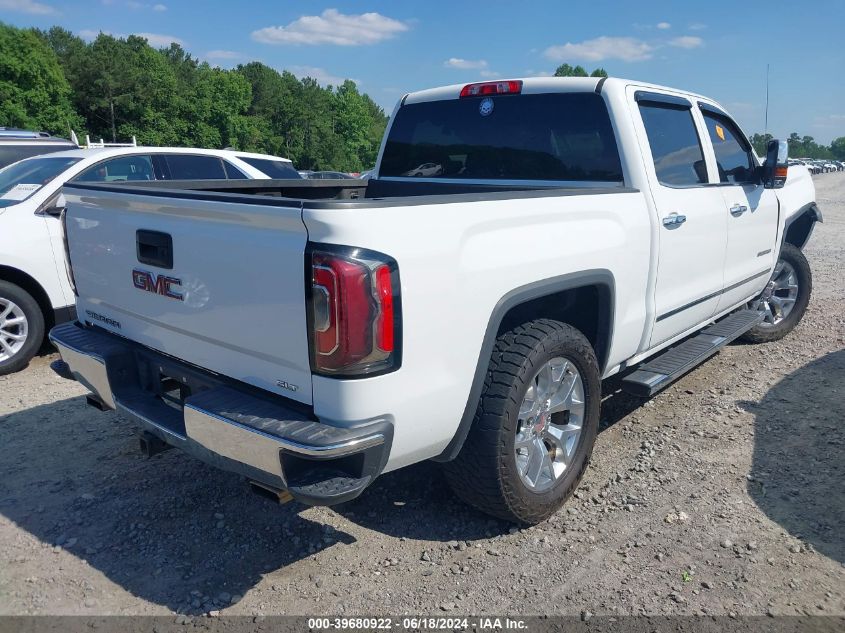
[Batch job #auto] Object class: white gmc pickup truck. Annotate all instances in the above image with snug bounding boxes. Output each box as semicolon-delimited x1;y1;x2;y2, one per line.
49;77;821;524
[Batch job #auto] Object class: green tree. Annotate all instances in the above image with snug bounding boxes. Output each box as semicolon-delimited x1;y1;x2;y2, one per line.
333;80;371;172
554;63;587;77
831;137;845;160
0;22;83;134
4;21;391;170
749;132;773;156
555;63;608;78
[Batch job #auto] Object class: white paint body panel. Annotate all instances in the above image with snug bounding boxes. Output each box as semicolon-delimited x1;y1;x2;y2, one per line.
64;189;314;405
305;191;651;469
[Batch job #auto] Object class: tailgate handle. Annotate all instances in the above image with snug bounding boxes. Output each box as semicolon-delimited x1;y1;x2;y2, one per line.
136;230;173;269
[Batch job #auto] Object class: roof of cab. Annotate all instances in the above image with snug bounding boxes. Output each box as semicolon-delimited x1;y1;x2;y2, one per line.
400;76;714;108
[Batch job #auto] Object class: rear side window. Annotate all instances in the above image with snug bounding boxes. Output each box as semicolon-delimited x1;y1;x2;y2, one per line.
237;156;301;179
639;104;707;186
701;111;756;184
380;92;623;182
165;154;227;180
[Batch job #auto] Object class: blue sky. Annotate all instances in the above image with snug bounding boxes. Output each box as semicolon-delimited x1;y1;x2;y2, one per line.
3;0;844;143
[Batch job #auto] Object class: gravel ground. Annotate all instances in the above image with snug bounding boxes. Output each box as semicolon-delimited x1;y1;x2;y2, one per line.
1;174;843;618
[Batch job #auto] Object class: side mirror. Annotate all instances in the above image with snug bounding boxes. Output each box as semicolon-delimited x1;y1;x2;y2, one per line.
35;193;67;218
763;139;788;189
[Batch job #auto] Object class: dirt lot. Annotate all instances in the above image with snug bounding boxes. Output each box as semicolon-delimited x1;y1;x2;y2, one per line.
1;174;843;618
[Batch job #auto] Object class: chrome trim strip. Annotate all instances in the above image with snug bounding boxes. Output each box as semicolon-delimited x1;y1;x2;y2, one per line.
656;268;770;322
184;403;384;460
49;333;116;410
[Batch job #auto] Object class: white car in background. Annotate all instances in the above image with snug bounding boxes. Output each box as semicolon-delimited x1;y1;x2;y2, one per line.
0;147;299;374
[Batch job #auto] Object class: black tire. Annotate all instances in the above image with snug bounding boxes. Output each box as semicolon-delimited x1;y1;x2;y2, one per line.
443;319;601;525
0;281;45;376
741;243;811;344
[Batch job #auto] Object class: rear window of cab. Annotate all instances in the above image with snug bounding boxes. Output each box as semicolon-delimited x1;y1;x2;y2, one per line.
380;92;623;182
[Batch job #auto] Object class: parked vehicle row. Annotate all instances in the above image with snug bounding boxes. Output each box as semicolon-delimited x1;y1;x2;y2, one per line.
789;158;844;174
0;144;299;375
48;76;821;524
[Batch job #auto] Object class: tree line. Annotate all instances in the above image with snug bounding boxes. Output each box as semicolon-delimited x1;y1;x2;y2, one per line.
3;21;842;170
750;132;844;161
0;22;388;172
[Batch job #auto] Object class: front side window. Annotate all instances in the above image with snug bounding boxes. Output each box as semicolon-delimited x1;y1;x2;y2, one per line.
0;156;80;208
380;92;623;182
639;104;707;186
702;111;756;183
223;161;248;179
75;155;155;182
164;154;227;180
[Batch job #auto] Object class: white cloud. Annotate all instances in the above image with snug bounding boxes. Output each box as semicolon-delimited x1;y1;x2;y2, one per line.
123;0;166;9
135;32;182;46
669;36;704;49
444;58;488;70
205;50;244;60
252;9;408;46
77;29;109;42
479;70;498;78
656;22;671;30
689;23;707;31
812;113;845;128
0;0;57;14
545;36;654;62
289;65;358;87
78;29;183;47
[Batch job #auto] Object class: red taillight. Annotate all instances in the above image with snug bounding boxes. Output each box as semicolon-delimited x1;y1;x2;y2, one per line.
459;80;522;98
309;247;399;376
375;264;394;352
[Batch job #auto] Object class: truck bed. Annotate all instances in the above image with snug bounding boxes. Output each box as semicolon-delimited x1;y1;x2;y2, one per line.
66;177;636;208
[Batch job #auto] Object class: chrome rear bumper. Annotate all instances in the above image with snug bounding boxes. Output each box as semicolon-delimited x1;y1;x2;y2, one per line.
49;322;391;504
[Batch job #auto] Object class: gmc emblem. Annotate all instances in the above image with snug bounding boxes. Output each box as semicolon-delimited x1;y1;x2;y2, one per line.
132;268;184;301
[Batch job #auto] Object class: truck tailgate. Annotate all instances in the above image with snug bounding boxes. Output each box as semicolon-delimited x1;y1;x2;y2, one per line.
62;185;313;405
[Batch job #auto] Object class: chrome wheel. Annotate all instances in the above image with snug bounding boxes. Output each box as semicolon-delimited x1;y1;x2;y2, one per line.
0;298;29;362
514;357;585;492
751;261;799;327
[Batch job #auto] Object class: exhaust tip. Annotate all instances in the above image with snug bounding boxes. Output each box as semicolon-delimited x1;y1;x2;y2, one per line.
249;481;294;505
139;431;172;458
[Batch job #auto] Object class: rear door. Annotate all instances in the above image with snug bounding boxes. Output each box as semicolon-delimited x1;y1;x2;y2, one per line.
631;91;729;347
698;107;778;312
62;184;314;404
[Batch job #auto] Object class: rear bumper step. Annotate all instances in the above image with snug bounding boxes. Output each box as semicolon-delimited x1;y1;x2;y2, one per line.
622;309;764;398
48;322;392;505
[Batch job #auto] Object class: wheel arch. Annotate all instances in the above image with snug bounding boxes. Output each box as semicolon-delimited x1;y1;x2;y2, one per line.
784;202;823;251
434;269;615;462
0;265;56;334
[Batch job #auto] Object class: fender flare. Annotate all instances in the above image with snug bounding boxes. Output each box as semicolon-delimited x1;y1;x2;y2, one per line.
783;202;823;250
433;269;615;462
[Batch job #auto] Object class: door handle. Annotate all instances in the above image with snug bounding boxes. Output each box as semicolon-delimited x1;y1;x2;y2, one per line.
729;204;748;216
662;213;687;227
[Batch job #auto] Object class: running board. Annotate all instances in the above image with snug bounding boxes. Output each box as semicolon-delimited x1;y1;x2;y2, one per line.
622;310;764;398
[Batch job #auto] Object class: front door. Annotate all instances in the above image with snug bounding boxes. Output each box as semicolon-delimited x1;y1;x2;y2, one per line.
697;108;779;312
633;92;729;347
